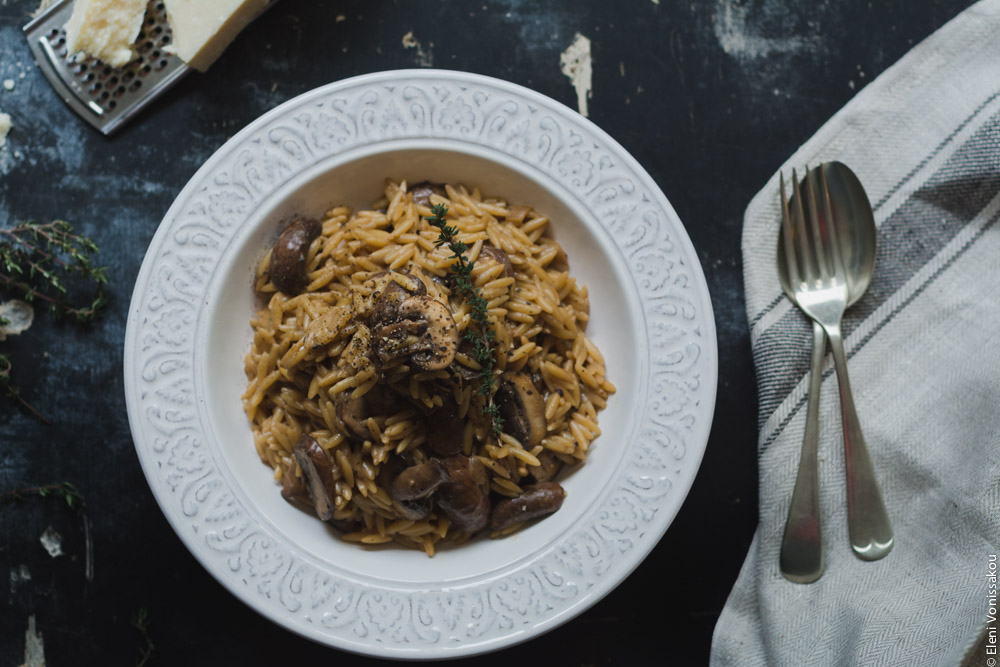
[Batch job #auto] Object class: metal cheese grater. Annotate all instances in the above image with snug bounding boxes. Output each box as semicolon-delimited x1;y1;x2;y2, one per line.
23;0;190;136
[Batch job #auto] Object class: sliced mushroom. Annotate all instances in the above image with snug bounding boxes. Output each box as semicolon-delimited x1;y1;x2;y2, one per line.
527;450;564;483
490;482;566;531
292;435;337;521
390;459;448;501
370;272;427;326
373;295;458;371
380;456;434;521
496;372;548;447
477;244;514;278
280;461;307;501
335;384;408;442
335;394;372;442
328;515;362;533
424;401;465;457
394;497;433;521
410;181;446;207
270;218;322;294
436;455;491;534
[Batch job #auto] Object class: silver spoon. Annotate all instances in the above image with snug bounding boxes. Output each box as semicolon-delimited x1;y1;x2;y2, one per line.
777;162;889;581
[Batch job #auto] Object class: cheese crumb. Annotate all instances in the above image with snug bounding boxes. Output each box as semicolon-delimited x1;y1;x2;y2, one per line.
0;300;34;341
33;0;58;17
0;112;11;150
560;33;593;117
40;527;64;558
64;0;148;68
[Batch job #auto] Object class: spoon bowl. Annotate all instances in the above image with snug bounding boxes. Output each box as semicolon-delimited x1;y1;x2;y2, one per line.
779;162;877;310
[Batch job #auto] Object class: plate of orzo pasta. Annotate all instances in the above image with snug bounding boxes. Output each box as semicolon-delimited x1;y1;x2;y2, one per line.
125;70;717;658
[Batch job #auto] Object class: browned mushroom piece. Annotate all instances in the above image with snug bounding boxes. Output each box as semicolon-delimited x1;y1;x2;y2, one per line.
477;244;514;278
390;459;449;501
335;384;408;442
328;516;362;533
490;482;566;531
496;372;548;447
379;456;441;521
270;218;322;294
335;393;373;442
292;435;338;521
280;461;307;501
373;295;459;371
370;272;427;327
424;401;465;457
436;455;491;534
394;497;433;521
527;450;563;483
410;181;446;207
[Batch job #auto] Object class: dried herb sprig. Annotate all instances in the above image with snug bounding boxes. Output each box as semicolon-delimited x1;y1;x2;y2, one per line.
425;204;505;438
0;220;108;418
132;606;156;667
0;220;108;321
0;352;47;421
0;481;84;510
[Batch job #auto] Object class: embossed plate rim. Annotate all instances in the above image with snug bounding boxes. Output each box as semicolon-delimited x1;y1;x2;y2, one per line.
124;69;718;658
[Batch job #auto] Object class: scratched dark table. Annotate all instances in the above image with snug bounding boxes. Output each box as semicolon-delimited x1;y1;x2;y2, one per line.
0;0;977;665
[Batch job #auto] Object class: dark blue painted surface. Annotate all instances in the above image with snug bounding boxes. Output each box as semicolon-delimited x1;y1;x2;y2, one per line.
0;0;976;664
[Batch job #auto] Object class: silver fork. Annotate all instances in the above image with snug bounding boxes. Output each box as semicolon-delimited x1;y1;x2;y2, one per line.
779;167;894;561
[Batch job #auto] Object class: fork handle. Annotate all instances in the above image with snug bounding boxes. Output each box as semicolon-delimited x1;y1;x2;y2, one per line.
780;321;825;583
825;324;894;560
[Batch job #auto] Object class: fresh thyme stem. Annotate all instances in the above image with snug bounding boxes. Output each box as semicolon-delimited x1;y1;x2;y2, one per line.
0;481;84;510
0;353;48;422
0;220;108;322
132;606;156;667
0;220;108;418
425;203;505;438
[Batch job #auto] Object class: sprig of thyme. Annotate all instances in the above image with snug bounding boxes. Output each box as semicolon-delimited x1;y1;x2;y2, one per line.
0;220;108;321
425;204;504;438
0;352;47;421
132;606;156;667
0;220;108;418
0;481;84;510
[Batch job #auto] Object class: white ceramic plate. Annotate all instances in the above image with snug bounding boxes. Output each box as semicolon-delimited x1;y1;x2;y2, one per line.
124;70;717;659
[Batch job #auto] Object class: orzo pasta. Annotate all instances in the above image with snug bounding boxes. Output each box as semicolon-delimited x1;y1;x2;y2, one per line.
242;180;615;555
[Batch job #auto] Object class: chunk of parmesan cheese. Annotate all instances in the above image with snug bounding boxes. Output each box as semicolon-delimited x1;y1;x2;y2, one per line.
63;0;147;68
162;0;272;72
0;112;11;149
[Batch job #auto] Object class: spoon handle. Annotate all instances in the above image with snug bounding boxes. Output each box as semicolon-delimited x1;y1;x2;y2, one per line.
780;321;825;583
825;324;894;560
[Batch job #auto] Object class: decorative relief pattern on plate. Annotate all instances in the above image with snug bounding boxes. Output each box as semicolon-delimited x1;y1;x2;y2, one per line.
127;71;714;656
